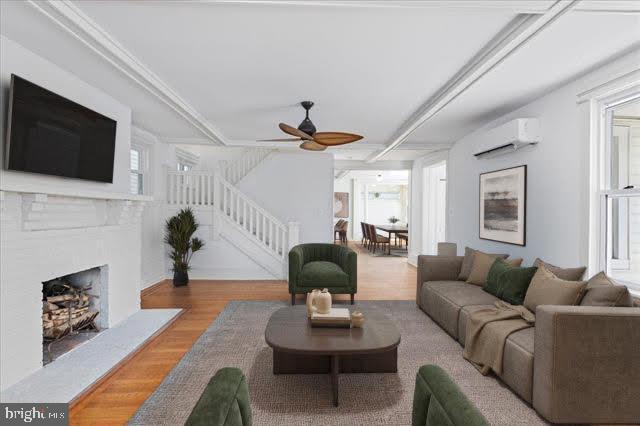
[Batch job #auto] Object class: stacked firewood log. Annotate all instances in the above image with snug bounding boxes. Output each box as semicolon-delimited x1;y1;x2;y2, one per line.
42;282;99;339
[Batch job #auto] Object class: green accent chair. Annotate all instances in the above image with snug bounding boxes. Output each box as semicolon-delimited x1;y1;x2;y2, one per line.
413;365;489;426
185;368;252;426
288;243;357;305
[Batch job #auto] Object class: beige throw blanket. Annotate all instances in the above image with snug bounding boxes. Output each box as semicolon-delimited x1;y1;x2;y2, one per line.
463;301;535;375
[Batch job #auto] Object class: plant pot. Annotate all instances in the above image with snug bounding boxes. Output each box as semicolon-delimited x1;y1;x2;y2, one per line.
173;270;189;287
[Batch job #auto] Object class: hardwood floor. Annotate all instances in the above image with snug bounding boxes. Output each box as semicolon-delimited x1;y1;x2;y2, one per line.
69;242;416;425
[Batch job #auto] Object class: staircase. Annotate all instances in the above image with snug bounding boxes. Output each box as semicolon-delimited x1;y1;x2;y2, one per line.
166;149;297;278
221;148;271;185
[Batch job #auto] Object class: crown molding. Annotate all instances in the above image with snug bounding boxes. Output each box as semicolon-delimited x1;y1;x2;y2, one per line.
195;1;553;13
27;0;228;146
365;0;578;163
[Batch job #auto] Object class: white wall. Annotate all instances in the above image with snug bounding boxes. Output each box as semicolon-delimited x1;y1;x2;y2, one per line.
409;151;448;265
0;36;132;195
446;52;639;268
238;152;333;244
133;128;179;288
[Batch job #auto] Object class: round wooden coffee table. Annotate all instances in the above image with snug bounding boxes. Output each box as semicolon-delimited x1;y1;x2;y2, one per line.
265;306;401;406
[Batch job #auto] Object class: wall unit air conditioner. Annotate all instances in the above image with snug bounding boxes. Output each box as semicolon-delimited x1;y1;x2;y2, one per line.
473;118;540;159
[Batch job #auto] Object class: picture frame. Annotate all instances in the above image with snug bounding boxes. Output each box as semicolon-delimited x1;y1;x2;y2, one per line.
479;165;527;246
334;192;349;218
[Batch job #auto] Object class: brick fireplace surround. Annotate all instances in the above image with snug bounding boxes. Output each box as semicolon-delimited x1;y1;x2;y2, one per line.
0;186;149;391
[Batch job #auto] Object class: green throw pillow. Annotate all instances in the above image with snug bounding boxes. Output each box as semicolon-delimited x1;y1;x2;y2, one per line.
484;259;511;298
498;266;538;305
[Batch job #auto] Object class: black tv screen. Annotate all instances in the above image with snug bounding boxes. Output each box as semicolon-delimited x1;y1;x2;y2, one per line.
5;75;117;183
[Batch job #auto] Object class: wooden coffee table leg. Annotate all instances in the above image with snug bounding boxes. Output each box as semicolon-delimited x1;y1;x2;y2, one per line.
331;355;339;407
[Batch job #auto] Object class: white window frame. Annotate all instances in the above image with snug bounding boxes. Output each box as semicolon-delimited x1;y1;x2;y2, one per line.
175;148;199;172
130;142;151;196
584;74;640;294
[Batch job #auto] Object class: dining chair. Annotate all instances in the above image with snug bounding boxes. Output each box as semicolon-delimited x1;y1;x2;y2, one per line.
368;223;390;254
363;222;371;250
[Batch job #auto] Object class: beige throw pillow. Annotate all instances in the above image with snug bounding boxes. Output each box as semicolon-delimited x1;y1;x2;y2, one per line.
458;247;508;281
523;266;587;313
580;271;633;307
533;258;586;281
466;252;522;286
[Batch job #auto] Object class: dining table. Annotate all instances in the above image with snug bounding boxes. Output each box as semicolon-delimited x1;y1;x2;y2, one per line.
375;224;408;247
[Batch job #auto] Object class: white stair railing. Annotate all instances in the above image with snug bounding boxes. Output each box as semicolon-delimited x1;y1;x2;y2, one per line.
222;148;271;184
216;175;287;259
166;170;292;260
166;171;214;206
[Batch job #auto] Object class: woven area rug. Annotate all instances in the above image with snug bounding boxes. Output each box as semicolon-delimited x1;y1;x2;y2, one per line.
130;301;548;425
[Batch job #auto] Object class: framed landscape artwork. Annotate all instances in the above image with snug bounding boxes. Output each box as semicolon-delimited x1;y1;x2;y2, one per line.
334;192;349;218
479;165;526;246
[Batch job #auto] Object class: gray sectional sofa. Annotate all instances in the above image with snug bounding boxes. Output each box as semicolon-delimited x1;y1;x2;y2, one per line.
416;254;640;424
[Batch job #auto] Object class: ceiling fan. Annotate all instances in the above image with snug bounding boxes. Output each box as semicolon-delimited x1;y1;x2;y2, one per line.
260;101;363;151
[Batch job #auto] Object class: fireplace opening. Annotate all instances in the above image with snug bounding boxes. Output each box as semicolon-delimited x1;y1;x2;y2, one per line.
42;266;106;365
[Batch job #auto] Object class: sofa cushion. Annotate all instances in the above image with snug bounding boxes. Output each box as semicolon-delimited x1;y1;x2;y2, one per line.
533;258;586;281
524;266;586;313
499;328;535;403
422;281;499;338
467;254;522;287
299;261;348;287
581;285;633;307
484;259;512;297
457;304;495;346
498;266;538;306
458;247;508;281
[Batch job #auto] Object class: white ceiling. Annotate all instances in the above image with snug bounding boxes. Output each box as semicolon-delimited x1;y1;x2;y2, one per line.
1;1;638;161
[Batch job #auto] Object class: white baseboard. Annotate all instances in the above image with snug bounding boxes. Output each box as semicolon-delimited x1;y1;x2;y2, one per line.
187;267;278;280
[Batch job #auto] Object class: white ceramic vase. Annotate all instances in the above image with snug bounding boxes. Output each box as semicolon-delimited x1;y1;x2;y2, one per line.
315;288;332;314
306;289;321;318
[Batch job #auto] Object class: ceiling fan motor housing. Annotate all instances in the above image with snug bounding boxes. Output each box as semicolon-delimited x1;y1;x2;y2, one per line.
298;101;316;135
298;118;316;136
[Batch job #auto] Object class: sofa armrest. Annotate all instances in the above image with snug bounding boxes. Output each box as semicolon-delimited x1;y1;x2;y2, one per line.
288;245;305;292
340;247;357;293
413;365;489;426
185;367;252;426
533;305;640;424
416;255;463;306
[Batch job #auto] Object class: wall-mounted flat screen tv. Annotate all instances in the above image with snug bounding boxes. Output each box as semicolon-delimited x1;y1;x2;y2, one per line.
4;74;117;183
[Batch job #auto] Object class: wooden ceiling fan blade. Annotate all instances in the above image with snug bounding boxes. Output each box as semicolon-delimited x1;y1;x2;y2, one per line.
279;123;313;140
313;132;364;146
299;141;327;151
257;138;301;142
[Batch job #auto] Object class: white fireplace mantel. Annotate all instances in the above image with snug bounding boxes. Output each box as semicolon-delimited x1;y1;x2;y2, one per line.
0;181;153;202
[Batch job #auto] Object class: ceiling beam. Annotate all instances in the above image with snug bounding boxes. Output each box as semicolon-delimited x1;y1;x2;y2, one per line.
365;0;579;163
335;160;414;171
27;0;228;145
334;170;350;180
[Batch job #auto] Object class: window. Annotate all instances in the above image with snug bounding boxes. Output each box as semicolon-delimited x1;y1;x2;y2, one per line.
130;147;144;195
601;99;640;292
177;162;192;172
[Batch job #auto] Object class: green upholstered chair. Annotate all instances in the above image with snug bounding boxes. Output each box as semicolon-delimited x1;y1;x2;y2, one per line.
288;243;357;305
185;368;252;426
412;365;489;426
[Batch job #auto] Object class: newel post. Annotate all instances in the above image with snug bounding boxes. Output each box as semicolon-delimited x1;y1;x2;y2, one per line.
287;221;300;251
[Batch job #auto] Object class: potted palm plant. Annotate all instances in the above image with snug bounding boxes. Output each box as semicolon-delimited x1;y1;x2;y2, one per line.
164;208;204;286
